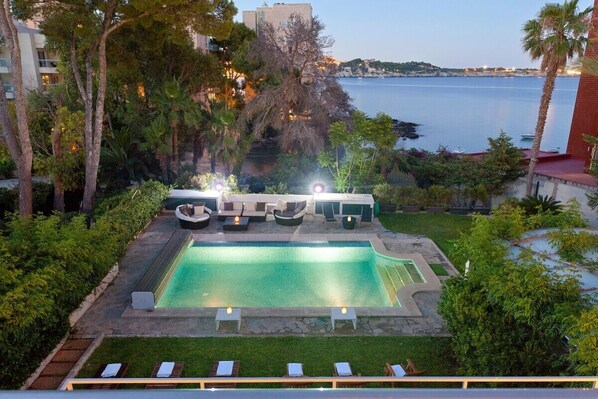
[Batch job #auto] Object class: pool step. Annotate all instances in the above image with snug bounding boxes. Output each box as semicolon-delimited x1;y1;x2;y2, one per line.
405;262;425;283
375;265;399;305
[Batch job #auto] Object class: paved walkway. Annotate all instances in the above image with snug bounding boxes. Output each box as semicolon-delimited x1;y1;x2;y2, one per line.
29;338;93;389
73;212;453;338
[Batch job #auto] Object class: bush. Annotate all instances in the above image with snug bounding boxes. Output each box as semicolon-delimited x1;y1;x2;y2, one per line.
440;202;590;376
177;172;240;193
519;194;563;215
426;185;452;207
372;183;396;204
0;180;169;388
0;188;17;217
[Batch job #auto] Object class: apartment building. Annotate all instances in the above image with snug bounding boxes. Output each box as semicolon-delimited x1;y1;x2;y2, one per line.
242;3;312;35
0;20;60;99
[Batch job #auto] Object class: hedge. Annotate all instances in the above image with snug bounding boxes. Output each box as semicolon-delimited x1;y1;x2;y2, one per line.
0;180;169;388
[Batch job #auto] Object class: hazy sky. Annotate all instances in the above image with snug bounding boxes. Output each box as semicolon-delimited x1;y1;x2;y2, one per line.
232;0;595;68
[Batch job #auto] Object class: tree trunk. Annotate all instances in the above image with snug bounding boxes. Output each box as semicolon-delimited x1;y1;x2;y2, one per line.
157;154;169;183
192;133;203;171
525;64;558;195
51;121;65;211
0;6;33;216
172;121;179;177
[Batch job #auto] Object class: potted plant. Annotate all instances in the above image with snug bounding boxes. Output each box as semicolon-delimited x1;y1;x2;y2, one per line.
469;185;491;215
425;185;451;213
448;186;471;215
373;183;397;213
400;187;425;213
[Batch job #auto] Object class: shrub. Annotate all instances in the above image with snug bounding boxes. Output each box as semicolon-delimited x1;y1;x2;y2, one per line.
426;185;452;207
0;180;169;388
519;194;563;215
178;172;240;193
0;188;17;217
548;228;598;264
264;182;289;194
0;143;15;178
385;169;417;187
372;183;396;204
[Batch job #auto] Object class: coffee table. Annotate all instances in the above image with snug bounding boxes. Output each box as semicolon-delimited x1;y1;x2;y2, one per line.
223;216;249;231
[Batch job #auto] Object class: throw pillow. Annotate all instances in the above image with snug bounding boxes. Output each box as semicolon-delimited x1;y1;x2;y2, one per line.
223;202;233;211
186;203;194;216
180;205;190;217
194;205;205;215
245;202;256;211
275;199;287;211
286;201;297;211
256;202;266;211
297;200;307;210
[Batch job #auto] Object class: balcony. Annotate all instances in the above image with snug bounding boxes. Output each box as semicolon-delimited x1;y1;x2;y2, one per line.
0;58;9;73
3;84;14;99
38;59;58;73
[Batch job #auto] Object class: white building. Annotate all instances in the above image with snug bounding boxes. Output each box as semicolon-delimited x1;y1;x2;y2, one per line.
0;20;60;99
242;3;313;35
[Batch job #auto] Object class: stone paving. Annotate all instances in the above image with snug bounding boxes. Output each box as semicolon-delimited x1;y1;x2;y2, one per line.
73;212;453;338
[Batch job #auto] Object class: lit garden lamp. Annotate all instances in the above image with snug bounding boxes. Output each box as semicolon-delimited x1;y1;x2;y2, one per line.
226;305;233;314
312;183;325;194
347;216;352;223
214;182;224;192
341;307;347;315
234;216;240;223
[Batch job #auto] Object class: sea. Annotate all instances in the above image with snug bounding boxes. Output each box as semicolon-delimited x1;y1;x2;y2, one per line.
339;76;580;153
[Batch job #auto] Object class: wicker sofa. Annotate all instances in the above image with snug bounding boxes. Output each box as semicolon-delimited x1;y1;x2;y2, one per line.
273;200;307;226
241;201;268;222
175;204;212;229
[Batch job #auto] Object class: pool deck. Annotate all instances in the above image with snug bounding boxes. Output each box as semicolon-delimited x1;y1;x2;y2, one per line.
73;212;455;338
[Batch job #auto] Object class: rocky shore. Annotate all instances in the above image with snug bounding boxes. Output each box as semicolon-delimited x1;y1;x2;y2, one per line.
393;119;420;139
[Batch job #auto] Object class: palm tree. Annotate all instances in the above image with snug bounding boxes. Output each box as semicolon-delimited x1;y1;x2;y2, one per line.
523;0;592;195
203;103;245;175
154;79;203;177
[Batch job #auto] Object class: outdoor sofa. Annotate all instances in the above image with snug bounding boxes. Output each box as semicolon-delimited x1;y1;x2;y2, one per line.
175;203;212;229
273;199;307;226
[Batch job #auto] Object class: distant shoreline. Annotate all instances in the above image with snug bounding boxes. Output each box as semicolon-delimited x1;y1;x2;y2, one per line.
336;75;578;79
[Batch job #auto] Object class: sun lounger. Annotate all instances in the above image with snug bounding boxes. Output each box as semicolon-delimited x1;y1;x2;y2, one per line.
90;363;129;389
322;203;337;226
359;206;373;226
283;363;311;388
146;361;185;389
206;360;240;388
333;362;366;388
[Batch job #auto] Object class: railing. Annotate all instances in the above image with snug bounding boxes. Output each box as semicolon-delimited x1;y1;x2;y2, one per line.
61;375;598;391
38;59;58;68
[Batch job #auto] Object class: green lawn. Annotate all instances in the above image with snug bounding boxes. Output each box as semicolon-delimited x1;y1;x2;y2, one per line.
377;213;472;262
78;337;456;387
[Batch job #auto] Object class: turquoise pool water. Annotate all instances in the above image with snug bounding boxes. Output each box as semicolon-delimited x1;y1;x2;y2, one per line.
156;242;423;308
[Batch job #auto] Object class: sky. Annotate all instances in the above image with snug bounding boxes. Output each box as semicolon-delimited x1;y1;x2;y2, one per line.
232;0;595;68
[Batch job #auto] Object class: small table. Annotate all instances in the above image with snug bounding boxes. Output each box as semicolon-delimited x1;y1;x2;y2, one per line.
223;217;249;231
331;307;357;330
215;308;241;331
342;216;356;230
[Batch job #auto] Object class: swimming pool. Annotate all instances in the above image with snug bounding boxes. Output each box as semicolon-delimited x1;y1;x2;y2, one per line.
156;241;424;308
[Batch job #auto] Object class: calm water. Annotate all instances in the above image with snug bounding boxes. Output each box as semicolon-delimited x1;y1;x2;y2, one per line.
156;242;422;308
339;76;580;153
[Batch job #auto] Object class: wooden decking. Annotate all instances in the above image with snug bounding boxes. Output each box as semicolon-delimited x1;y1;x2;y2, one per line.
132;230;192;309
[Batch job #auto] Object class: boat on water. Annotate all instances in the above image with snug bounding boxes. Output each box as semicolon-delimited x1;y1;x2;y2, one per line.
545;147;560;153
521;133;535;140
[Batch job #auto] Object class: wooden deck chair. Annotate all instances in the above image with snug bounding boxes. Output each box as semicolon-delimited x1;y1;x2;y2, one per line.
90;363;129;389
283;363;311;388
146;361;184;389
206;360;240;388
333;362;366;388
385;360;426;387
